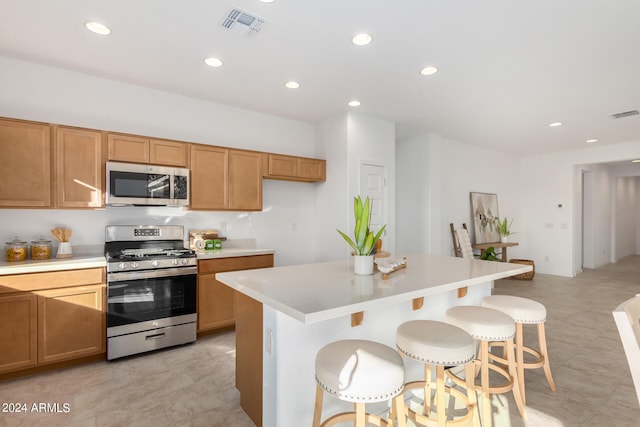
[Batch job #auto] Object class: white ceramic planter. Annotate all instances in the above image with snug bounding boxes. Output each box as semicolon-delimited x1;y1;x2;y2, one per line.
354;255;374;275
500;235;509;243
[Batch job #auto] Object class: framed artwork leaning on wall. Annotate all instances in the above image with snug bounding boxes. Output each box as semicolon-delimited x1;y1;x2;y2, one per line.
470;192;500;244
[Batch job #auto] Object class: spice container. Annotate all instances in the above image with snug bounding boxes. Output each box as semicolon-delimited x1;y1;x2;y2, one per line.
31;237;52;260
5;238;28;262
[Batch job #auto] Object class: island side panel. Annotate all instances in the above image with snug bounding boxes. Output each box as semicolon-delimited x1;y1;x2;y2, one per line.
235;292;263;426
263;281;492;426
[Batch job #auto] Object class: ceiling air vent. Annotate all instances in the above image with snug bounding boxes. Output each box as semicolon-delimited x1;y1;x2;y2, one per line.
610;110;640;119
221;8;265;37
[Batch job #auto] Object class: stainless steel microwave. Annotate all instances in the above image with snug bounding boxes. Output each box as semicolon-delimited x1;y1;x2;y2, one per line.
106;161;189;206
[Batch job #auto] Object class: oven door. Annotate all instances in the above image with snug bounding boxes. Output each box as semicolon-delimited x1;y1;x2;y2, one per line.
107;266;196;329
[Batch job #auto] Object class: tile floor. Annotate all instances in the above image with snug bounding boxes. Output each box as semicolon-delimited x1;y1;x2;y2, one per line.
1;256;639;427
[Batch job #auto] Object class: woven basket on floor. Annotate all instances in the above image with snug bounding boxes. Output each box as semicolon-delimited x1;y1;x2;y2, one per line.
507;259;535;280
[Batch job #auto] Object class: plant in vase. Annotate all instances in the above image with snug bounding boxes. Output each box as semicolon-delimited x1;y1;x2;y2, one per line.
497;217;515;243
337;196;386;275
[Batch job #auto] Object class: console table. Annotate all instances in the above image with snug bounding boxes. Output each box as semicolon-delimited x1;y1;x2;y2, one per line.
472;241;518;262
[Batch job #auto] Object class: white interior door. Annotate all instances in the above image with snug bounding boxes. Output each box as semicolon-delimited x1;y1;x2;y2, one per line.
360;162;387;238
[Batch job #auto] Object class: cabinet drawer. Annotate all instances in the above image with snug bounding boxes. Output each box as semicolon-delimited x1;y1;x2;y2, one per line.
198;254;274;274
0;268;105;294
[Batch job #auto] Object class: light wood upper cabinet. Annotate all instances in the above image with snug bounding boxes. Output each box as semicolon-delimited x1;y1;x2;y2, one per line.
37;284;105;365
229;150;262;210
190;144;228;210
190;144;262;211
0;294;37;373
150;139;189;167
54;126;105;208
262;153;326;182
107;133;149;163
108;133;189;167
0;118;51;207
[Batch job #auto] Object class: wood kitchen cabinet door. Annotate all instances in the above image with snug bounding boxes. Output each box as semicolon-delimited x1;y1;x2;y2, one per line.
37;284;105;365
55;126;105;208
262;153;326;182
107;133;150;163
0;294;37;374
190;144;228;210
150;139;189;167
197;255;274;334
229;150;262;210
0;118;51;207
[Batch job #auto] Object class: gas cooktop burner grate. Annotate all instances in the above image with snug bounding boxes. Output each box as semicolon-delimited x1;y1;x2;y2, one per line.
107;248;196;261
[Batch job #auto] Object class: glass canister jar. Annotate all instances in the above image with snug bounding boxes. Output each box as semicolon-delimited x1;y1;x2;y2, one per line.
5;238;28;262
31;237;52;260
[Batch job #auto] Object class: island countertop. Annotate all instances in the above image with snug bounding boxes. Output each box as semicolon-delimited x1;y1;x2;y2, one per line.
216;253;532;324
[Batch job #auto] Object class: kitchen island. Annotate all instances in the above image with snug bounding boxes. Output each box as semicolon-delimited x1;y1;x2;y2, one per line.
216;253;532;426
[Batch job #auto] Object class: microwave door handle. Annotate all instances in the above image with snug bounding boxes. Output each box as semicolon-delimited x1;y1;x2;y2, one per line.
108;266;197;282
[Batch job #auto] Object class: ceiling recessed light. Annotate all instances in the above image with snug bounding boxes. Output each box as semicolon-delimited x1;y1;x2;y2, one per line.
257;0;276;2
586;139;598;143
352;33;372;46
204;57;223;67
420;66;439;76
632;159;640;163
284;81;300;89
549;122;563;127
348;100;361;107
85;21;111;35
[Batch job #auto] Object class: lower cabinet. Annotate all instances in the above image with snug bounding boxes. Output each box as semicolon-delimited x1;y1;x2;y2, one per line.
197;254;274;334
0;294;37;373
0;268;106;375
37;284;105;364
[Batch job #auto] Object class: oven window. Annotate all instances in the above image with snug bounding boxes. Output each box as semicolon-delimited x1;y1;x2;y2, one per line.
107;274;196;327
110;171;171;199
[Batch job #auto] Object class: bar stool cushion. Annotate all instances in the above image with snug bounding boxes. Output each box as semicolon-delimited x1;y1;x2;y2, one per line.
445;306;516;341
396;320;474;366
482;295;546;324
315;339;405;403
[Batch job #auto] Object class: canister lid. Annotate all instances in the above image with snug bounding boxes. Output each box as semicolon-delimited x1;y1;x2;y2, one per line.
31;236;52;246
6;237;27;245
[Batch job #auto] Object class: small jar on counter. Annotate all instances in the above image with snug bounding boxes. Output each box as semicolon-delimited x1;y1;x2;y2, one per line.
5;238;28;262
31;237;52;260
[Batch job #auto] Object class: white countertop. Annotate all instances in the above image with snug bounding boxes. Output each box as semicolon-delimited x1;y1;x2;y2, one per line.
0;246;106;275
196;248;275;260
216;254;533;324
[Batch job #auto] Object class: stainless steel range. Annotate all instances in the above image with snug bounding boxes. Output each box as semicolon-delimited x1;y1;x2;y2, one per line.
105;225;197;360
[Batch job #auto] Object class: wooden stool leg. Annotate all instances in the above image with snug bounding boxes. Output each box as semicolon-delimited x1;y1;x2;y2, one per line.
516;322;526;405
465;362;482;427
538;322;557;392
506;339;526;419
392;394;407;427
355;402;366;427
313;384;323;427
480;340;492;427
436;365;446;427
424;364;433;416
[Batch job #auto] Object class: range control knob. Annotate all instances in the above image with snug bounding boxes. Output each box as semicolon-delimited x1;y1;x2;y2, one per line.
131;262;139;268
118;262;127;270
172;259;179;266
152;260;159;267
181;259;189;265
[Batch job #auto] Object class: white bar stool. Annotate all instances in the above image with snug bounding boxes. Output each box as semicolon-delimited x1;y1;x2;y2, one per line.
312;339;407;427
481;295;556;404
445;306;526;427
396;320;481;427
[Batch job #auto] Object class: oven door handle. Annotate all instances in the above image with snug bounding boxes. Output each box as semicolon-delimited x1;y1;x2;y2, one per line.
107;266;197;283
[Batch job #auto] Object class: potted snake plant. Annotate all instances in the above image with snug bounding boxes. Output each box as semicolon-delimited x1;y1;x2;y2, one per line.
337;195;386;275
497;217;515;243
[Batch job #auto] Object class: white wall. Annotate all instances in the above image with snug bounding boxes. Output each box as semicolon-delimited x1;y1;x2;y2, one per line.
396;134;524;260
0;56;319;266
615;176;638;259
347;113;396;255
523;141;640;276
